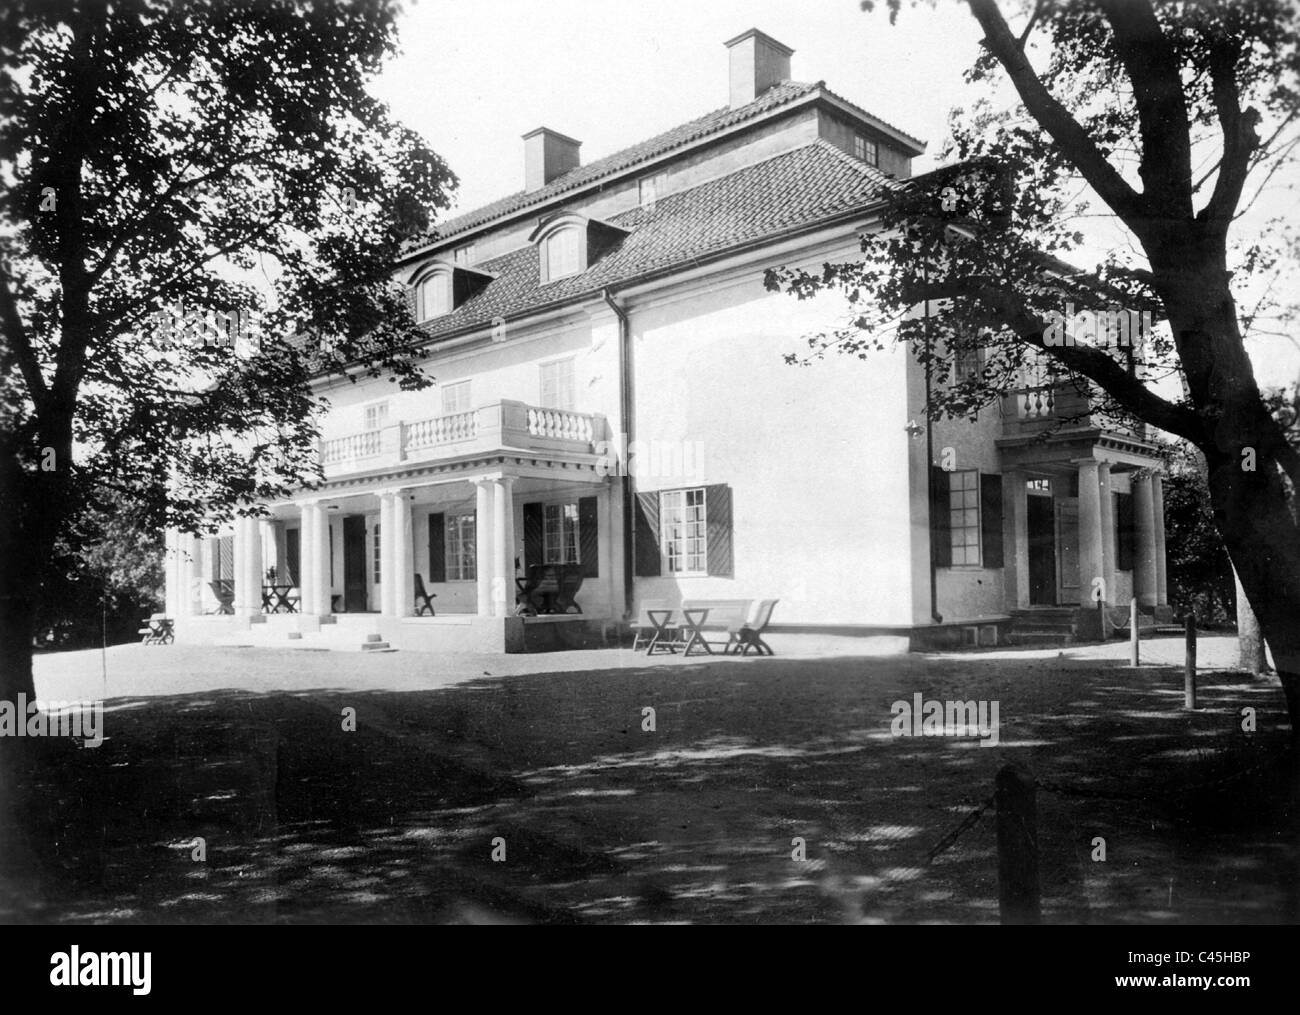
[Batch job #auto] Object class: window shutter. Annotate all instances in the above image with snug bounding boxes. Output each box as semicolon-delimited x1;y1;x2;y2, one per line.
705;484;733;577
930;468;952;568
406;284;420;321
633;492;661;577
980;473;1004;568
1116;493;1135;570
523;502;544;569
217;535;234;581
285;528;301;586
578;496;599;578
427;513;446;583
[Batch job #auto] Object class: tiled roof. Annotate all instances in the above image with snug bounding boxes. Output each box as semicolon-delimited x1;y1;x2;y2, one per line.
405;139;894;345
405;81;825;249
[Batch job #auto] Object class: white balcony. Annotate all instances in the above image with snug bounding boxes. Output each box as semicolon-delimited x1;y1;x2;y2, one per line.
319;399;606;478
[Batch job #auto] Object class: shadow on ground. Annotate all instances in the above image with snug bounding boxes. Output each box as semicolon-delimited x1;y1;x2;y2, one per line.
1;652;1295;924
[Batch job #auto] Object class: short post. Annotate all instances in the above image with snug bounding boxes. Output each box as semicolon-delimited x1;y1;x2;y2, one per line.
1129;597;1139;667
995;764;1040;925
1185;613;1197;710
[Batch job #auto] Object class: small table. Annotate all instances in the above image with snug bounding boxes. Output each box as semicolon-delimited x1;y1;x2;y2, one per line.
261;584;299;614
645;609;678;655
680;608;713;656
139;617;174;645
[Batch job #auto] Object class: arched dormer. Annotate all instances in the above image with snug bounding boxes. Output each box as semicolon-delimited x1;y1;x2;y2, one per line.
529;212;629;284
404;259;494;322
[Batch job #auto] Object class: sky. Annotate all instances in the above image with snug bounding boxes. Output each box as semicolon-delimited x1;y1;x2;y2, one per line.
369;0;1300;389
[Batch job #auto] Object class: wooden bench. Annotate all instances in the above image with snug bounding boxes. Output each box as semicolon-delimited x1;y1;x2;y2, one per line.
677;598;779;656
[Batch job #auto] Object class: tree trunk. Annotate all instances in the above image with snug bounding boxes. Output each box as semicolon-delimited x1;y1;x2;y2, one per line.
1233;566;1268;676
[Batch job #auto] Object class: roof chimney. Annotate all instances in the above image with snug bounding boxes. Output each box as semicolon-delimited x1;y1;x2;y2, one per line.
522;127;581;192
725;29;794;108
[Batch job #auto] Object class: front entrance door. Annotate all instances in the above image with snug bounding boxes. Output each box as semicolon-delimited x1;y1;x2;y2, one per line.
343;515;369;612
1027;495;1057;605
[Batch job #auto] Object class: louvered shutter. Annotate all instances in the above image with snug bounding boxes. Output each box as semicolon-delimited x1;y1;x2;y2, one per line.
705;484;733;577
578;496;599;577
427;513;446;582
523;502;544;569
633;492;661;577
930;467;952;567
980;473;1004;568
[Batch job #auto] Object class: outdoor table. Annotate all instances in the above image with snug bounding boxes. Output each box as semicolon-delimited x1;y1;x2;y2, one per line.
680;607;713;656
644;609;678;655
261;584;299;614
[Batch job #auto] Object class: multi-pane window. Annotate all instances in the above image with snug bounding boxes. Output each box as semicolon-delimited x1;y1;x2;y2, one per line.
441;380;472;415
453;243;475;266
418;274;450;319
372;521;382;584
540;358;576;411
954;344;984;383
446;513;476;581
543;503;580;565
853;135;879;167
363;401;389;431
661;488;707;574
949;470;981;566
543;227;581;280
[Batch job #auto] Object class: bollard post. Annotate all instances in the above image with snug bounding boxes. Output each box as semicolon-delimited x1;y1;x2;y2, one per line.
1185;613;1197;710
995;764;1041;925
1129;597;1139;667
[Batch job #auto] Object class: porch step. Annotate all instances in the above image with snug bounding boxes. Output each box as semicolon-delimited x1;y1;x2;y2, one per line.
1009;608;1075;647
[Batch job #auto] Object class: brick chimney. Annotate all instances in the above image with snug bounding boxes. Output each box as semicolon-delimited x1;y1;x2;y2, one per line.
522;127;581;192
725;29;794;108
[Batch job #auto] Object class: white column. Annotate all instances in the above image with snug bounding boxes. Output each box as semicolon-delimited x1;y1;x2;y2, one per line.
379;491;395;616
1098;462;1115;606
179;533;201;616
232;518;250;615
1076;460;1104;605
258;518;276;587
392;488;413;617
1133;471;1158;607
1152;473;1168;606
301;501;328;615
164;528;181;617
234;515;263;618
492;476;516;617
474;479;495;617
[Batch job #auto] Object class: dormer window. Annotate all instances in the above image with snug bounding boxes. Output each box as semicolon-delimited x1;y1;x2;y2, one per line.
853;134;879;168
417;272;451;320
530;212;630;285
407;259;494;322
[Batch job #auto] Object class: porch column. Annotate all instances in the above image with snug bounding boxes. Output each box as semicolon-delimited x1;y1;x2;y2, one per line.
1133;470;1158;607
1076;459;1105;604
258;519;276;588
179;533;202;616
233;515;263;618
164;528;182;618
1152;473;1168;606
378;491;395;617
474;478;495;617
301;500;330;615
492;475;516;617
1005;470;1029;609
1098;462;1115;605
391;488;413;617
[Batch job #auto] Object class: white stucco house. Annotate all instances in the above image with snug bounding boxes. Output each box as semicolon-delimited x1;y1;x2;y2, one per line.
162;28;1169;653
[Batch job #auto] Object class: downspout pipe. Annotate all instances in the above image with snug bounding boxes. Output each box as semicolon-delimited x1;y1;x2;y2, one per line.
923;259;943;625
601;288;635;621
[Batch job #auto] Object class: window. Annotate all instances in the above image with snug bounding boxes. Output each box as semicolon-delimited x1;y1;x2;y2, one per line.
445;513;476;581
1026;478;1051;495
661;487;707;574
639;173;666;207
372;521;381;584
453;243;475;266
417;273;450;320
948;470;981;566
954;343;984;383
441;380;472;415
543;227;581;280
540;358;576;411
543;503;580;565
363;401;389;431
853;135;879;167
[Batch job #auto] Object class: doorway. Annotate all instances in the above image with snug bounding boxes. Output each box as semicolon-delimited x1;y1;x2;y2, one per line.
1027;494;1057;606
343;515;369;612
